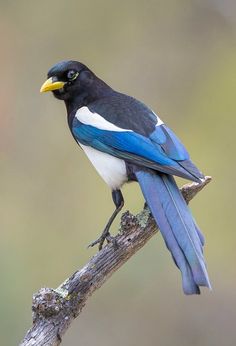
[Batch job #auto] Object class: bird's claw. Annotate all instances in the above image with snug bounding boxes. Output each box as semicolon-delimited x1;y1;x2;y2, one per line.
88;233;118;251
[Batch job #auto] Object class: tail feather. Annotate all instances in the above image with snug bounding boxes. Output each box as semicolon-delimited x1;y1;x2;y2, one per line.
193;220;205;246
161;175;209;286
135;170;211;294
155;197;201;294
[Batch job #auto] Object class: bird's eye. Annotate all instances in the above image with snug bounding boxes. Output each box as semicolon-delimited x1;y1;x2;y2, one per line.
67;70;79;80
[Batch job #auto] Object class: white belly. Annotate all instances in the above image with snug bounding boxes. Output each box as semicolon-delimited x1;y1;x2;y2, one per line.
79;144;128;190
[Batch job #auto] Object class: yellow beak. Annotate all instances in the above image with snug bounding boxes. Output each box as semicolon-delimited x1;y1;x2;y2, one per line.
40;77;65;93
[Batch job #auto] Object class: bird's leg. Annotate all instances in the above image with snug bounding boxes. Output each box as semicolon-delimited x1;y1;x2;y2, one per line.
88;189;124;250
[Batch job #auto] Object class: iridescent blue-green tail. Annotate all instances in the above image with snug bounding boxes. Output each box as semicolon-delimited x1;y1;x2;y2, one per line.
135;170;211;294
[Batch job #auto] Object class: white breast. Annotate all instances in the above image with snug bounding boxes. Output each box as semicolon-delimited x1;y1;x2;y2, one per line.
80;144;128;190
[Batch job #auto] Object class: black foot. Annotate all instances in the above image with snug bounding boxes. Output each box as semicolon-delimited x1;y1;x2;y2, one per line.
88;233;118;251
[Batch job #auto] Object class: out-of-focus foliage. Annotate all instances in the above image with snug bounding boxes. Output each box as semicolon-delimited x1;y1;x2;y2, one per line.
0;1;235;345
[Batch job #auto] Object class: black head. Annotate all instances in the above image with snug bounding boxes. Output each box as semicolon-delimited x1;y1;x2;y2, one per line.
40;60;97;101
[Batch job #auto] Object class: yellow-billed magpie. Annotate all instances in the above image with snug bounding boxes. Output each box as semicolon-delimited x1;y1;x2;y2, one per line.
40;60;211;294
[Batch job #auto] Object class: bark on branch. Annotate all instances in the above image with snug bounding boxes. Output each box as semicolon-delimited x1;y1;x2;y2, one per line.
20;176;212;346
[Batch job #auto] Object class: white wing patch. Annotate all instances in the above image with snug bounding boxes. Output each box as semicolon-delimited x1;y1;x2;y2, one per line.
75;106;132;132
80;144;128;189
152;110;164;126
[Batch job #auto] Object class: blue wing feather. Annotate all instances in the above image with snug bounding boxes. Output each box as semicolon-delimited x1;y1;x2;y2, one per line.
150;125;189;161
72;119;202;182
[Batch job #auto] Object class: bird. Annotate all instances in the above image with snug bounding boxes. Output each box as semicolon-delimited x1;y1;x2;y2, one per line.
40;60;211;295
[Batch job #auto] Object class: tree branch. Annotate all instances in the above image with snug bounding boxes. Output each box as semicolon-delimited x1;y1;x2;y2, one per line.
20;176;212;346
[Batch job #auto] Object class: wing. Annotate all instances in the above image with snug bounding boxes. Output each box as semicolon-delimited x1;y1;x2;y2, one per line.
86;92;158;136
71;94;204;182
149;125;204;180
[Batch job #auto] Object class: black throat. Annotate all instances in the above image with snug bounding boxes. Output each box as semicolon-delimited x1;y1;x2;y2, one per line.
65;92;89;117
65;77;114;128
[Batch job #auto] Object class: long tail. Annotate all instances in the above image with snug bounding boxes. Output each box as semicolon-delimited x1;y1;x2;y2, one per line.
135;170;211;294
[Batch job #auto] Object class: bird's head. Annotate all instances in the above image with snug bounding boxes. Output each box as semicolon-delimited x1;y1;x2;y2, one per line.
40;60;95;101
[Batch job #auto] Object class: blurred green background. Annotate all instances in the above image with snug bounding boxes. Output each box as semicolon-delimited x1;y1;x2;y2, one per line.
1;1;236;345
